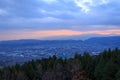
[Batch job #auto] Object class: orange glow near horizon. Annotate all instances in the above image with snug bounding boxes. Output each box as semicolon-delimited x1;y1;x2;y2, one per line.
32;30;83;37
0;29;120;40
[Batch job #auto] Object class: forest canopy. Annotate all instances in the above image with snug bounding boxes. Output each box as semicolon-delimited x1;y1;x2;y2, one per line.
0;48;120;80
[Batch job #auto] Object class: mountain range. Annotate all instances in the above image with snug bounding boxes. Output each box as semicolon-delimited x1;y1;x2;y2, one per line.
0;36;120;66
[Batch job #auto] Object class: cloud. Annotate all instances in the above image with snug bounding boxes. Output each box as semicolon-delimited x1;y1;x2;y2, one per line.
0;9;8;16
0;0;119;25
74;0;92;13
0;0;120;40
40;0;57;4
2;16;67;24
101;0;109;4
73;0;110;13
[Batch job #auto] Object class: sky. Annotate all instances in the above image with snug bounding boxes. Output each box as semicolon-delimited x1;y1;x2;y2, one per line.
0;0;120;40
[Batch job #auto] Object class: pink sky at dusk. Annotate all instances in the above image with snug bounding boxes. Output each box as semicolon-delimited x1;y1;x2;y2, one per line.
0;29;120;40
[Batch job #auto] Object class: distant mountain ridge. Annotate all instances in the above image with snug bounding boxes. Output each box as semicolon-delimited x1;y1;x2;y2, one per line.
0;36;120;66
0;36;120;45
0;36;120;51
85;36;120;46
85;36;120;42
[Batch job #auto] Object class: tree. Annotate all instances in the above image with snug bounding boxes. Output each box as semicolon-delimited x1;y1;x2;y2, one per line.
94;58;106;80
71;60;90;80
102;61;118;80
116;70;120;80
15;71;28;80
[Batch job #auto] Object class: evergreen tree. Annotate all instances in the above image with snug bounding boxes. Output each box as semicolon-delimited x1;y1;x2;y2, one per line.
102;61;118;80
116;70;120;80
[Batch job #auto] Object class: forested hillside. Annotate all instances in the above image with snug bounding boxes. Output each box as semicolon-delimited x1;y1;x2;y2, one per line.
0;48;120;80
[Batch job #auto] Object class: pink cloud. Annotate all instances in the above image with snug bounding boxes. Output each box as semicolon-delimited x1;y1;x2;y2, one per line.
0;29;120;40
